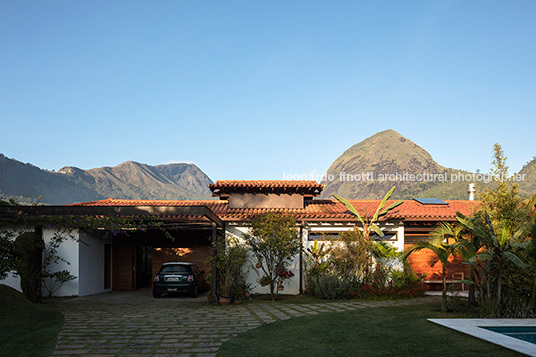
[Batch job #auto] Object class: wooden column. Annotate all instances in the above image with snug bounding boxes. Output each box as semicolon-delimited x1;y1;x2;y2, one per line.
211;222;218;304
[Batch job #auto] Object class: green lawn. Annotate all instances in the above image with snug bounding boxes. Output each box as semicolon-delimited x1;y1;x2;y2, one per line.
0;284;64;357
218;298;523;357
243;293;353;304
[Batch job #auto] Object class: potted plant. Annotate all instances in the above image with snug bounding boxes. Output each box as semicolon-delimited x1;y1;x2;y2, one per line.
219;269;233;306
244;282;253;298
213;237;248;306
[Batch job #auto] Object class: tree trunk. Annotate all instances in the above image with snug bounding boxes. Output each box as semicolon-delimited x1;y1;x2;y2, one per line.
33;226;43;303
468;265;476;306
496;269;502;317
441;265;447;312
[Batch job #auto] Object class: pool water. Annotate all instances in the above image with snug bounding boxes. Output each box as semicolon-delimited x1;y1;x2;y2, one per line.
482;326;536;344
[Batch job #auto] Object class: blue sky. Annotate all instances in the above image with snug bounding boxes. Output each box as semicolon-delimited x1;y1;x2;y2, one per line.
1;1;535;181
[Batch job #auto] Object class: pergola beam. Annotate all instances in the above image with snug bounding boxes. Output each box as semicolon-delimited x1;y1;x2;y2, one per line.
0;205;224;228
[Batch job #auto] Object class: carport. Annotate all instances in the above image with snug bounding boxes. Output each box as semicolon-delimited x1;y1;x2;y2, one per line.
0;205;224;300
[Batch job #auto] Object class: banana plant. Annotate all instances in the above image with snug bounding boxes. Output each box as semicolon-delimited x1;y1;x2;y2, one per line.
333;186;403;239
333;186;403;283
457;211;528;317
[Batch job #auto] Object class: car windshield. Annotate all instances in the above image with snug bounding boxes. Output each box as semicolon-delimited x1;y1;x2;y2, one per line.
160;265;191;274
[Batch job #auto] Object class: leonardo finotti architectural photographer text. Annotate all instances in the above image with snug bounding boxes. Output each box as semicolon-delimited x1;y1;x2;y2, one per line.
282;171;526;183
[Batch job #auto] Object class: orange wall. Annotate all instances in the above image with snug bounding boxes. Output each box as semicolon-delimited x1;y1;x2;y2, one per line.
404;243;470;282
151;245;212;284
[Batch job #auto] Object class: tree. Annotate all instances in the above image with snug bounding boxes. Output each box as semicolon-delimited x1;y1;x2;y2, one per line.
478;143;525;232
459;144;536;316
14;231;44;303
243;213;300;300
333;186;403;283
403;223;463;312
0;231;18;280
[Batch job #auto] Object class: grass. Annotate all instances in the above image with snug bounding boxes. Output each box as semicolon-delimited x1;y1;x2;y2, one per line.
218;297;523;357
244;293;352;305
0;284;64;357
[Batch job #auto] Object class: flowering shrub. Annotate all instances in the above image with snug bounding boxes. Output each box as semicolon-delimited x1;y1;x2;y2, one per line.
349;280;428;300
276;266;295;279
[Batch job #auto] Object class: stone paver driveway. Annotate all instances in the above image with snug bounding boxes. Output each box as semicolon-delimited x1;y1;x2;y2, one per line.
52;291;436;357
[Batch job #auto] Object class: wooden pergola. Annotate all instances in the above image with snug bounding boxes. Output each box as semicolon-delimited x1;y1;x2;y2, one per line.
0;205;224;303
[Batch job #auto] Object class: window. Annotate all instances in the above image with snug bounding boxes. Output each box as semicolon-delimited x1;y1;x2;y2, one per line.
371;234;396;241
308;232;341;241
404;234;430;244
308;232;397;241
160;265;191;274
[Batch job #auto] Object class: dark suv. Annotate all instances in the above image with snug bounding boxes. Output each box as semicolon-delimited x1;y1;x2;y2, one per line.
152;262;205;298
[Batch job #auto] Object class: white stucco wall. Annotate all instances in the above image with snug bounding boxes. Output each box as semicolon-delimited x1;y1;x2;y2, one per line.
305;221;405;271
78;231;112;296
225;224;301;295
42;229;80;297
2;271;21;291
222;220;406;296
0;227;81;296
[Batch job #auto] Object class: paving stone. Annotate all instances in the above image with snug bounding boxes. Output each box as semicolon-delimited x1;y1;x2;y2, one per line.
52;291;437;356
182;347;219;352
53;349;91;355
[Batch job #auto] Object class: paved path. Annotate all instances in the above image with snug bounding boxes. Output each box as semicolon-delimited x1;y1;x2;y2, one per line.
52;291;437;357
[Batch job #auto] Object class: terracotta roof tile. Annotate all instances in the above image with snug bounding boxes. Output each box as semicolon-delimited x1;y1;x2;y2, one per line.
68;198;480;222
209;180;324;197
209;180;323;189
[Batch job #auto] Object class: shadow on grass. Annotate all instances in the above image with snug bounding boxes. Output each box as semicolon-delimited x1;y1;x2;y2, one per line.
218;298;523;357
0;285;63;357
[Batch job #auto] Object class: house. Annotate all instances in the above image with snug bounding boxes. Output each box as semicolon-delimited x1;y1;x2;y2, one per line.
0;180;479;296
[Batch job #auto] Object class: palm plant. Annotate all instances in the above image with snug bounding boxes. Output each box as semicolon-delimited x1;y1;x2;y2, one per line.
371;241;403;287
305;240;329;281
456;234;483;306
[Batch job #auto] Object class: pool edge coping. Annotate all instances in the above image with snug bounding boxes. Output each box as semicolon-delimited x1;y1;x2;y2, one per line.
428;318;536;356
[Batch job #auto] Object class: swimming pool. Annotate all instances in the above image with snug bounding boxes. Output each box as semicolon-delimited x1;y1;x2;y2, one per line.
482;326;536;345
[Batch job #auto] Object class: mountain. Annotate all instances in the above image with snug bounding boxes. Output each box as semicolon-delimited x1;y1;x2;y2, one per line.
0;154;213;204
320;130;496;200
321;130;454;199
519;157;536;197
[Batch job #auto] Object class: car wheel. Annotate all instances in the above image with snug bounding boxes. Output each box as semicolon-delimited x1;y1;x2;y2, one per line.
153;290;161;298
190;284;198;298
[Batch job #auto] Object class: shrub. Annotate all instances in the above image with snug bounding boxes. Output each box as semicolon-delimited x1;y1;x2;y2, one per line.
310;274;347;300
349;280;428;300
42;269;76;298
14;232;43;303
207;237;248;300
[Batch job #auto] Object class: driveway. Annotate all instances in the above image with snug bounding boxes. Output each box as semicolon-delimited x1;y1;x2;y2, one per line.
52;291;436;356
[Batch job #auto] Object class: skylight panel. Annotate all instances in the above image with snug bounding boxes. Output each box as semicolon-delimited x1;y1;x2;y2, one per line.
413;198;448;205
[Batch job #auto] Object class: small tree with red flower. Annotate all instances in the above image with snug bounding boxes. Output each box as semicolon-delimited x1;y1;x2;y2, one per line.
243;212;300;300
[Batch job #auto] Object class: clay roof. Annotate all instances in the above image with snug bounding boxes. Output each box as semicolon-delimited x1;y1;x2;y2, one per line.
209;180;324;197
69;198;480;222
